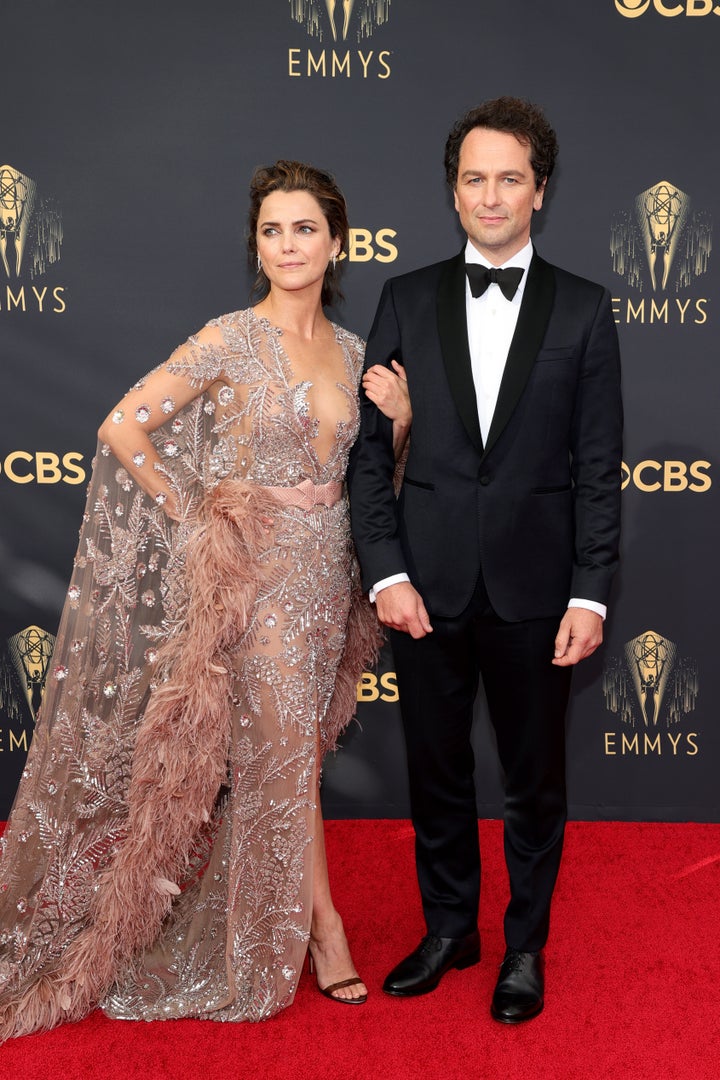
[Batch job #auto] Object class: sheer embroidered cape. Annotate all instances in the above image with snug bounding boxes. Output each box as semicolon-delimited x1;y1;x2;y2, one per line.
0;309;381;1038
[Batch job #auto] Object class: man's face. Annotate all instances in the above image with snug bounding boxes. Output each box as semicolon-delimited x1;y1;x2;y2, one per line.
453;127;545;265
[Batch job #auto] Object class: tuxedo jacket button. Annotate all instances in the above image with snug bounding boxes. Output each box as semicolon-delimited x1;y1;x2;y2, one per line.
479;475;490;486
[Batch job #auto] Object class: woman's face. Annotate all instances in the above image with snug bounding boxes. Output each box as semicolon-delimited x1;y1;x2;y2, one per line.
256;189;339;297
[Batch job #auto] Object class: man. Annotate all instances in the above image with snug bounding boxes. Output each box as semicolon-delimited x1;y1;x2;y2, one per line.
347;98;622;1023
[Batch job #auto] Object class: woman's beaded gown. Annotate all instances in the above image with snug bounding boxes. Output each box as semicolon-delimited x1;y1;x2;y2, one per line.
0;309;380;1038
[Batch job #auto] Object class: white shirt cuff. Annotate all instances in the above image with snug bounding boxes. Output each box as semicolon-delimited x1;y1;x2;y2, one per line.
568;598;607;621
369;573;410;603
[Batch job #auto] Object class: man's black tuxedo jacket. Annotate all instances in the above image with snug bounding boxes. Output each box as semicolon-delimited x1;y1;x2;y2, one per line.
347;250;623;622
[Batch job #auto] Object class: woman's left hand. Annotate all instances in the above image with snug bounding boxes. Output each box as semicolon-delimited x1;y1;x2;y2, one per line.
363;360;411;426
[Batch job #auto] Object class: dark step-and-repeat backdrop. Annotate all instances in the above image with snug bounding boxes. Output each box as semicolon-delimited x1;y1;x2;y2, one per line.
1;2;717;821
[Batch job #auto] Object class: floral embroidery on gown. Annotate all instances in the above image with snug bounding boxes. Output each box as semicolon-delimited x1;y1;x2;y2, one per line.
0;309;381;1038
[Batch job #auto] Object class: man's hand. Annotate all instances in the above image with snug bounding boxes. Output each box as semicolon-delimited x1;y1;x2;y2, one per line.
375;581;433;639
552;608;603;667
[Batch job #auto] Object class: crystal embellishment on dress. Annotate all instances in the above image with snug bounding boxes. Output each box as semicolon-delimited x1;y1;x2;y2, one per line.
53;665;68;680
155;491;167;505
132;452;146;468
135;405;151;423
112;410;124;424
217;386;235;406
162;440;180;458
161;396;175;414
116;468;133;492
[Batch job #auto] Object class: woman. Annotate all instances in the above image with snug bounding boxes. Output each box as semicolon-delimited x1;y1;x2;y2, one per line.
0;160;410;1037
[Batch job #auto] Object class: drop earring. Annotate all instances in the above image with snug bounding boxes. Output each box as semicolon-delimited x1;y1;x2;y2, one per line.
332;254;337;270
257;255;262;271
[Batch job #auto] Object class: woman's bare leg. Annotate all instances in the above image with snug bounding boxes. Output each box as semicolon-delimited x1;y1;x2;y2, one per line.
309;768;367;1002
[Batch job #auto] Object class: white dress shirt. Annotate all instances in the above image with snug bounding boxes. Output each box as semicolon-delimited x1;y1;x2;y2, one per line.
465;239;532;442
372;239;606;621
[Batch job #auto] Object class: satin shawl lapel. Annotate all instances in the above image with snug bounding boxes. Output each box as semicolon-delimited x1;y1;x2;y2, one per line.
437;252;483;454
482;254;556;460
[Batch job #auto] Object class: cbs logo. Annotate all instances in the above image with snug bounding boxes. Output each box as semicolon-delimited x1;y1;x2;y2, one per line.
356;671;399;702
0;451;86;485
616;0;720;16
621;459;711;492
341;229;398;264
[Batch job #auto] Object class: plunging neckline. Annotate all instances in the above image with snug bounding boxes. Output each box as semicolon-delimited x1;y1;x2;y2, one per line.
251;310;356;472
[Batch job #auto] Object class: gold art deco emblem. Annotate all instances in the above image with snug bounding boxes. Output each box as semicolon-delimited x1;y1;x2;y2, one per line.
611;180;711;292
0;164;63;279
0;625;55;725
603;630;698;728
289;0;391;41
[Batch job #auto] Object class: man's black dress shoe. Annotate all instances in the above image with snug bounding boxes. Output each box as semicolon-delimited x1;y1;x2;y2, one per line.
383;931;480;997
490;948;545;1023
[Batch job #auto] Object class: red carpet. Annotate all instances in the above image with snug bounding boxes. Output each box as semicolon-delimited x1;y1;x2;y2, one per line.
1;820;719;1080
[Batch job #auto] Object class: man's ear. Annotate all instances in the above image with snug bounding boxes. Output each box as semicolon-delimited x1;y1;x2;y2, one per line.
534;179;547;212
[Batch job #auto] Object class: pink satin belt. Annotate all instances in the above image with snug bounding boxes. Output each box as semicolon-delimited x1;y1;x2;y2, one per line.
263;478;343;510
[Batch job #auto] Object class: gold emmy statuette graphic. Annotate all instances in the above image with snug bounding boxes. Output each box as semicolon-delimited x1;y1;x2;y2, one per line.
327;0;354;40
638;182;688;291
289;0;390;39
611;180;711;293
5;625;55;721
0;164;63;280
626;631;675;727
0;164;37;279
603;630;699;728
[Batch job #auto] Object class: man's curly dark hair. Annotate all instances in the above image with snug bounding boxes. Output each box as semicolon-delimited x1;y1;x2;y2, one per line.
444;97;559;191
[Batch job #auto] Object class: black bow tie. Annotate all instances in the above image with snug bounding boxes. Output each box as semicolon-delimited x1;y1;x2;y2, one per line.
465;263;524;301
